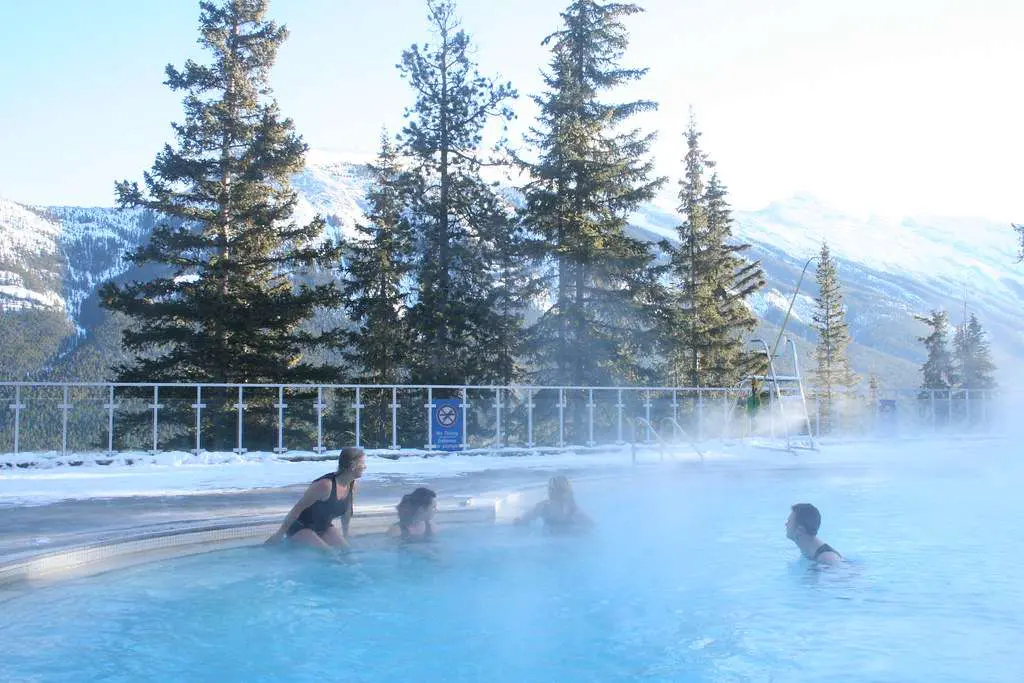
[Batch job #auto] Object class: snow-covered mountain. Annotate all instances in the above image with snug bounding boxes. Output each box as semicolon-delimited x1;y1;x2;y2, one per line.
2;151;1021;384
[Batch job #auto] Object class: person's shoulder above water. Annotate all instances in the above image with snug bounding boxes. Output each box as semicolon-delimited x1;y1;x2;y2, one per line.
785;502;842;565
514;476;593;530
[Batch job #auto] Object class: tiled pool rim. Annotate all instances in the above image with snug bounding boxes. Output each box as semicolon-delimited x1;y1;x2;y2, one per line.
0;480;567;602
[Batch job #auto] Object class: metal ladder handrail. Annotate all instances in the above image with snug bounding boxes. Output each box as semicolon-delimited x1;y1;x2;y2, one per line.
659;417;706;462
626;416;667;463
785;336;818;451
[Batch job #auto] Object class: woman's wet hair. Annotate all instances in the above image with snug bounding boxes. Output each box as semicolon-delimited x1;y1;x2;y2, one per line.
337;446;364;473
397;487;437;538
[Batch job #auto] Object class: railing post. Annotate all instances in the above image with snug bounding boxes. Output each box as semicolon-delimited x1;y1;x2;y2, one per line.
557;387;565;448
964;389;971;429
644;389;652;443
10;386;22;456
461;387;469;451
150;386;161;456
616;389;624;444
390;387;399;449
60;384;70;456
494;387;502;448
233;386;247;455
424;387;434;450
930;389;936;431
105;385;116;457
192;385;206;456
671;389;678;426
586;389;596;447
354;387;363;448
815;396;821;437
722;390;729;439
314;386;326;454
274;385;287;454
697;388;704;441
526;387;535;448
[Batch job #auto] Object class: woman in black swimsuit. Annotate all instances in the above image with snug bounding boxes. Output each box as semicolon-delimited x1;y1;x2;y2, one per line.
265;447;366;550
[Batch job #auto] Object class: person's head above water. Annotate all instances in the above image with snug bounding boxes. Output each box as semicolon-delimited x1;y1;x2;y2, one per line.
786;503;821;539
337;446;366;479
396;487;437;537
548;475;574;503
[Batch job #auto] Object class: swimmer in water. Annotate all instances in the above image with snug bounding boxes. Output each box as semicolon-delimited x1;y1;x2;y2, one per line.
514;476;593;530
388;487;438;540
786;502;842;565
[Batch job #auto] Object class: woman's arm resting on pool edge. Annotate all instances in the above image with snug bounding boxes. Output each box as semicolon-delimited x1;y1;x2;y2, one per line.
264;479;331;544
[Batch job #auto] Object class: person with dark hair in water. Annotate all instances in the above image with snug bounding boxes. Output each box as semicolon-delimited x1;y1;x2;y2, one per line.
388;487;438;540
265;447;366;550
514;476;593;531
786;502;842;565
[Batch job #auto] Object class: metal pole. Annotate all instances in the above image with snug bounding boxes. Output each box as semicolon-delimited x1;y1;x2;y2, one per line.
275;385;287;454
390;387;399;449
526;387;534;448
61;384;69;456
697;388;704;441
495;387;502;448
558;387;565;448
354;387;363;448
616;389;624;444
192;385;205;456
314;386;326;454
644;390;652;443
424;387;434;450
931;389;936;432
461;387;469;451
105;385;116;456
150;386;161;455
10;386;22;456
234;386;247;455
586;388;595;447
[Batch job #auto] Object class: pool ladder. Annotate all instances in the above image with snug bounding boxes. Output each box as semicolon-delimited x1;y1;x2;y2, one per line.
628;417;705;464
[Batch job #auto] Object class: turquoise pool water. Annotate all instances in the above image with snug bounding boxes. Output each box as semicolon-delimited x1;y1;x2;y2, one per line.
1;442;1021;682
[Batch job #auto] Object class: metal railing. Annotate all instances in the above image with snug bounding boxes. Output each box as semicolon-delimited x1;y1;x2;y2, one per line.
0;381;1013;463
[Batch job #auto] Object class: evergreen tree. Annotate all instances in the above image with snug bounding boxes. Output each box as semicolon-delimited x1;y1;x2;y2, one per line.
99;0;344;449
340;133;414;386
1013;222;1023;262
519;0;666;388
915;309;954;397
101;0;342;383
339;133;416;443
661;113;764;386
952;313;997;391
810;241;858;401
398;0;521;385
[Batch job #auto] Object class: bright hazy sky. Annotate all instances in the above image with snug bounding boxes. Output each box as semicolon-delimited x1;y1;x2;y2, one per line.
0;0;1021;220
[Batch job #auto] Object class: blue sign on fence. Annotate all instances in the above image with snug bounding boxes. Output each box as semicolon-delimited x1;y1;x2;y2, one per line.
431;398;463;451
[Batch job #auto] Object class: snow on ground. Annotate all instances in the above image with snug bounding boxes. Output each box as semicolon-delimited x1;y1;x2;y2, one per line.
0;436;1007;508
0;446;708;508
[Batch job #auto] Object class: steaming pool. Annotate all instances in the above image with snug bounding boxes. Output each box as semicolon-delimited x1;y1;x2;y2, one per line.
1;441;1022;682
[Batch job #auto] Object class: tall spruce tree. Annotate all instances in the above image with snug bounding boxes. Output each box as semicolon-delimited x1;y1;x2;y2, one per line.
100;0;343;387
340;133;415;385
915;309;954;398
1013;222;1023;261
398;0;521;385
520;0;666;388
952;312;997;391
661;113;764;387
810;241;857;399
